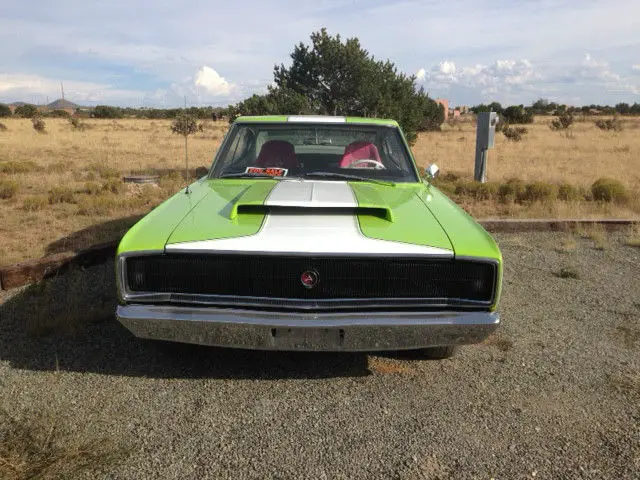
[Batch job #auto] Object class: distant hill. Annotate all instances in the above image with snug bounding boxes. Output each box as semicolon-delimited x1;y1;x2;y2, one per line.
47;98;79;109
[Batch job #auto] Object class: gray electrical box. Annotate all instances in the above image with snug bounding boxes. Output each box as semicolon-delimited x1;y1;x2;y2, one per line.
474;112;499;182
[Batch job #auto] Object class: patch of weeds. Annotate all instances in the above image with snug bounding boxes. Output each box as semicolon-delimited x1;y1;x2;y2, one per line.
557;182;584;201
554;267;580;279
158;171;185;193
0;408;128;480
0;160;38;174
102;178;124;194
591;178;628;203
89;163;120;179
521;181;558;204
47;161;71;174
82;181;102;195
555;235;577;253
77;195;118;216
585;225;609;250
454;181;499;201
48;187;76;205
22;196;48;211
483;334;514;352
68;116;89;131
0;179;18;199
625;225;640;248
497;178;526;204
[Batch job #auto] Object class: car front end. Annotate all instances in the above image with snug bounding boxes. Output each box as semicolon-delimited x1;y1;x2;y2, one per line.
116;115;502;354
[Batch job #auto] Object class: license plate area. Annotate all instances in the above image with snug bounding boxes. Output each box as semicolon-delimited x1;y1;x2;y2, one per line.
270;327;345;350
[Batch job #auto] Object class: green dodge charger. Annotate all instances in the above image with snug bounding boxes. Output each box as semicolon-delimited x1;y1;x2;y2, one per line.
116;115;502;359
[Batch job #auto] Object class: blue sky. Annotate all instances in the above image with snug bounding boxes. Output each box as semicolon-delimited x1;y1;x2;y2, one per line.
1;0;639;107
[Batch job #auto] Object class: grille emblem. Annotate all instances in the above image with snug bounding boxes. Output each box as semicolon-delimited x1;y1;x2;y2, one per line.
300;270;319;289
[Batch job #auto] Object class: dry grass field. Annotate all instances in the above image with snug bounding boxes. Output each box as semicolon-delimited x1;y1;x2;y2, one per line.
0;116;639;266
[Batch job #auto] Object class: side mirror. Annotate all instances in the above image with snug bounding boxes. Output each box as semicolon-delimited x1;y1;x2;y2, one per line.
425;163;440;180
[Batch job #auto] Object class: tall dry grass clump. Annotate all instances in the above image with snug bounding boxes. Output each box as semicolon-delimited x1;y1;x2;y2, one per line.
0;408;127;479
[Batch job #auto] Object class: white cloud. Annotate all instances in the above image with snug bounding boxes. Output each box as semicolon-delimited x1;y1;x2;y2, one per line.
415;68;426;81
417;58;541;99
0;73;141;104
632;64;640;71
439;61;456;76
195;66;233;96
576;53;638;95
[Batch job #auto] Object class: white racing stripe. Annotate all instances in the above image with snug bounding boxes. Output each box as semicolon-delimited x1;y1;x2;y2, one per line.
265;180;357;208
166;180;453;257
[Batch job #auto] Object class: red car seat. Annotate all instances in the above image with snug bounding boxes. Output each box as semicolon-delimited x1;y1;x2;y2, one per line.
339;141;382;168
255;140;299;169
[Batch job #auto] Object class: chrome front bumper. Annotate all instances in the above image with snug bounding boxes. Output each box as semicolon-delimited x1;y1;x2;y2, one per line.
117;304;499;352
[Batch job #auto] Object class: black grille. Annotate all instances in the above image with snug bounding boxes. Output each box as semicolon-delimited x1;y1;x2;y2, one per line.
125;254;496;307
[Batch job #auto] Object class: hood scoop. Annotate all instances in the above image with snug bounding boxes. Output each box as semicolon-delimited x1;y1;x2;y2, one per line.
235;204;393;221
230;180;394;221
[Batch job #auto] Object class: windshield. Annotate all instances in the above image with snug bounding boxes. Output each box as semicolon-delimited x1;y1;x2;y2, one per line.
210;123;419;183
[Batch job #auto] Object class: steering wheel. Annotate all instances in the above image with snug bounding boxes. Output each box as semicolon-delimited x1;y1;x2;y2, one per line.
344;159;386;169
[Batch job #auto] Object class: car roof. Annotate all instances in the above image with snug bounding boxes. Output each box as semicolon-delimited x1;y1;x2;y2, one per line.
233;115;399;127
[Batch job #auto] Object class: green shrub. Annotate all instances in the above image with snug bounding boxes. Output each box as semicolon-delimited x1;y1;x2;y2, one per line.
497;178;526;203
0;180;18;199
557;182;583;201
549;113;574;131
595;117;623;132
48;187;76;204
48;109;71;118
501;105;534;124
0;160;38;174
102;178;124;194
14;104;38;118
591;178;628;203
91;105;124;119
22;196;48;211
502;125;528;142
31;116;46;133
0;103;11;117
521;182;558;203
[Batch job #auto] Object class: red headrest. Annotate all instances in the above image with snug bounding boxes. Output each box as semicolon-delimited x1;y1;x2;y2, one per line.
340;141;381;167
255;140;299;169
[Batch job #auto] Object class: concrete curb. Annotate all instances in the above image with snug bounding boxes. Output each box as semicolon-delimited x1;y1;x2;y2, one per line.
0;218;637;291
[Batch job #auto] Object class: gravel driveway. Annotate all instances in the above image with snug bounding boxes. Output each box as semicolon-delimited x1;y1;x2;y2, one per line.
1;232;638;479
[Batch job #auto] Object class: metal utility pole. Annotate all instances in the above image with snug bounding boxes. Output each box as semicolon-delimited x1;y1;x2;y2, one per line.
474;112;499;183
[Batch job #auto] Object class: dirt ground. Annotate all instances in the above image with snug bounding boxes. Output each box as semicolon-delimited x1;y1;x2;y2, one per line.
0;231;639;479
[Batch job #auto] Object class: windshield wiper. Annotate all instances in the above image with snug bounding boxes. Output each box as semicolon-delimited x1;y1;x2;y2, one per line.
218;172;284;180
304;171;395;186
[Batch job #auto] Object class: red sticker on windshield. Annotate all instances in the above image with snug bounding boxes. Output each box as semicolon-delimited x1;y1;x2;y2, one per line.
245;167;288;177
